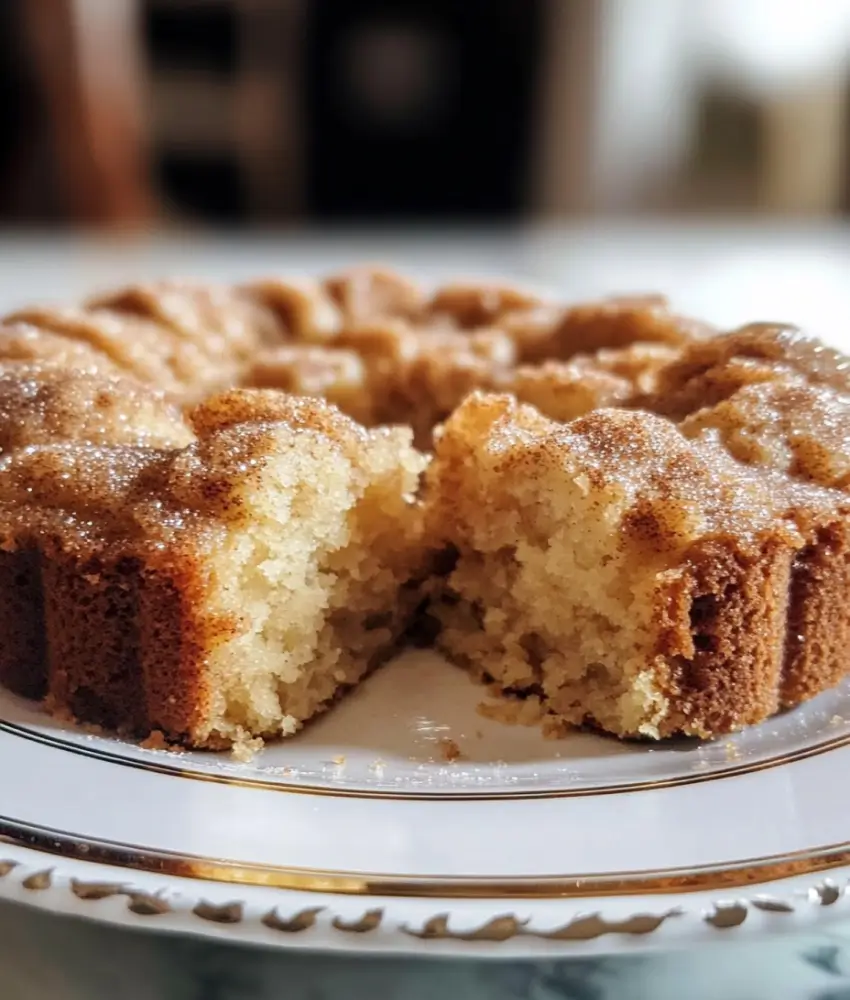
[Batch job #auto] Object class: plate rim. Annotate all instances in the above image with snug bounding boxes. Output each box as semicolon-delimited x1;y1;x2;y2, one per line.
4;812;850;900
6;714;850;801
0;840;847;958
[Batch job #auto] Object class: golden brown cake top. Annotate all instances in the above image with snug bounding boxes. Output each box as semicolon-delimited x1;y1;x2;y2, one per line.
188;387;375;448
681;380;850;492
648;322;850;418
5;305;217;399
498;295;713;363
324;267;423;324
0;269;713;427
0;390;422;550
0;323;125;375
88;279;285;357
0;364;192;452
2;264;849;515
426;281;545;328
633;322;850;499
239;277;341;342
246;344;368;396
336;318;427;366
499;359;633;424
428;392;822;557
590;342;682;392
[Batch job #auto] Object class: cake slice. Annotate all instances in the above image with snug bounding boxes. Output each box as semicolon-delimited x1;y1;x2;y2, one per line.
676;376;850;710
0;390;426;749
424;392;815;738
0;364;193;700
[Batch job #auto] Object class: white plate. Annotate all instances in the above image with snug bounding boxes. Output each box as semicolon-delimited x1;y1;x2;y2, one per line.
2;648;850;957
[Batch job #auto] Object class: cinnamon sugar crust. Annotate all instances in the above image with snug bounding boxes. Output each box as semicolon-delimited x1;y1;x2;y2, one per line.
427;281;544;329
499;295;713;363
244;345;374;425
681;381;850;490
240;277;342;342
0;322;126;375
644;322;850;419
0;268;849;746
324;267;423;324
0;365;192;452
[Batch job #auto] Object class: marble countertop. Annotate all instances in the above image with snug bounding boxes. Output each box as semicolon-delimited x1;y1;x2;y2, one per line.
3;223;850;999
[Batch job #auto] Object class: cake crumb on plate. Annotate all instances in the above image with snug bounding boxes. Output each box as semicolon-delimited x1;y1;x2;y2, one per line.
438;737;464;762
140;729;192;753
140;730;169;751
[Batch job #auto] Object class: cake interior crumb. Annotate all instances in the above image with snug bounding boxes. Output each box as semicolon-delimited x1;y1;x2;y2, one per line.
231;735;264;763
139;729;185;753
477;693;547;727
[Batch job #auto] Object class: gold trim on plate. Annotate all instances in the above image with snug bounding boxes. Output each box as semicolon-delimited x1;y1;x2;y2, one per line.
2;718;850;801
2;854;844;943
1;814;850;898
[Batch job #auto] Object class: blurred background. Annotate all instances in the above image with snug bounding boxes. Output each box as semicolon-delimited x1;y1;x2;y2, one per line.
3;0;850;230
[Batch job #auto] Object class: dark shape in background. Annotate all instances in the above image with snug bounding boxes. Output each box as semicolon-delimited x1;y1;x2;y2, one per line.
303;0;543;221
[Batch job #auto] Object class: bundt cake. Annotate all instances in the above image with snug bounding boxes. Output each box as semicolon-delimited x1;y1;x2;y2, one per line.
0;267;848;748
